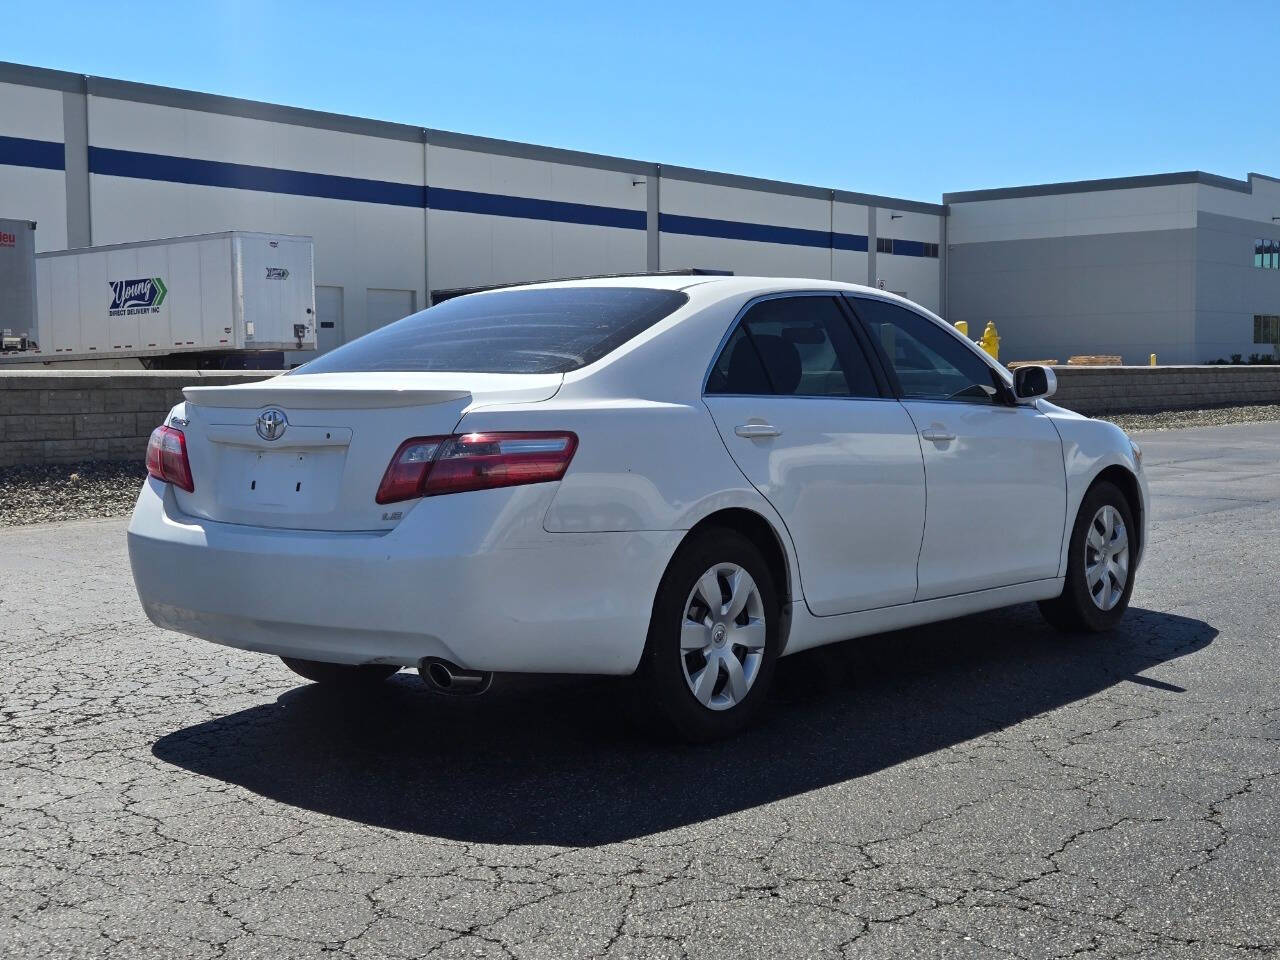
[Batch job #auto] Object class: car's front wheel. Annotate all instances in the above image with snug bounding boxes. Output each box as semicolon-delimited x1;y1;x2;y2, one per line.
280;657;400;687
638;528;781;741
1039;480;1137;632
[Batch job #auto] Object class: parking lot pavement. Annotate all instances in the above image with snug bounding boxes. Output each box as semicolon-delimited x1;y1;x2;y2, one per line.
2;423;1278;960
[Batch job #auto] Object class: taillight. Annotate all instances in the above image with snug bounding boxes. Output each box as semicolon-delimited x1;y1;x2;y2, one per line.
375;431;577;505
145;425;195;492
375;436;448;504
428;432;579;496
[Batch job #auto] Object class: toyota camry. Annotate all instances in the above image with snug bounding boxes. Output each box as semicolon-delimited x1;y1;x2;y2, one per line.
128;275;1146;741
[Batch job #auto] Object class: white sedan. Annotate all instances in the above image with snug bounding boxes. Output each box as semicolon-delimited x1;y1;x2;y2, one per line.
128;276;1146;740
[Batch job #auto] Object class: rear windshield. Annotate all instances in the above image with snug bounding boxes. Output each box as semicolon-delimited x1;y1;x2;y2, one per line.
292;286;689;375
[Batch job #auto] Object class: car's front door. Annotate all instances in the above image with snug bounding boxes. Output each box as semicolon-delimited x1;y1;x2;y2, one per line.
703;293;926;616
847;295;1067;600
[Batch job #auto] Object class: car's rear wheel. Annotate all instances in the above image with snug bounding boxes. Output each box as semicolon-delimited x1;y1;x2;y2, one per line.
1038;480;1136;633
280;657;400;687
638;528;781;742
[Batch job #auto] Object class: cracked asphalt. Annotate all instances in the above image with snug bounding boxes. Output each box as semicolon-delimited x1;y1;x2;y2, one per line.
2;421;1278;959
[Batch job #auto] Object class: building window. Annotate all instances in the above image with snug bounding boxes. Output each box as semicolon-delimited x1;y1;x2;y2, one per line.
876;237;938;258
1255;239;1280;269
1255;314;1280;344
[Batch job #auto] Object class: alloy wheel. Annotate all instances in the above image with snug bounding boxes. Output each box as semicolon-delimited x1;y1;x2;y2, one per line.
680;562;767;711
1085;504;1129;611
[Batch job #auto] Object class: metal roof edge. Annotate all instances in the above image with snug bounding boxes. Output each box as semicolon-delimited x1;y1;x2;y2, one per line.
943;171;1253;203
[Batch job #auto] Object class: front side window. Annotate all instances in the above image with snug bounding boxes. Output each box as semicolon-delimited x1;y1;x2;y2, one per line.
849;297;1002;404
706;296;880;398
292;286;689;375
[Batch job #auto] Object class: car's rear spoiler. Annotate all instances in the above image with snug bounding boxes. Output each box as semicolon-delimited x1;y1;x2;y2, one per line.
182;384;470;409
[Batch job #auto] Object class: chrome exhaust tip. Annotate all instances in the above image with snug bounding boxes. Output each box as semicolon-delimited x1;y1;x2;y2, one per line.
418;657;493;696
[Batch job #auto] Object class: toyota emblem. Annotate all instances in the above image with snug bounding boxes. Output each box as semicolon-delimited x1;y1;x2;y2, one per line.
256;408;288;441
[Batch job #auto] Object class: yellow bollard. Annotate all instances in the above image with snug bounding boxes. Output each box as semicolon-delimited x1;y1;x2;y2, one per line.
1149;353;1157;366
979;321;1000;360
954;320;969;338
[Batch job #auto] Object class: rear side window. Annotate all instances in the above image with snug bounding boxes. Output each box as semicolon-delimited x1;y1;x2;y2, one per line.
706;326;772;395
292;287;689;375
705;295;880;398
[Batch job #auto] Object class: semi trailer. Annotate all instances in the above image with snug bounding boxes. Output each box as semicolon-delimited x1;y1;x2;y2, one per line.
0;218;37;351
2;231;315;368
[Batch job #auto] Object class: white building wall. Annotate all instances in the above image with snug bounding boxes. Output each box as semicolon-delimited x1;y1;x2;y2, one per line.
946;185;1199;244
831;200;869;287
0;63;945;352
86;96;424;182
0;81;68;251
1194;176;1280;224
946;184;1202;363
872;207;942;313
659;178;833;278
425;145;647;293
1192;176;1280;361
85;96;426;342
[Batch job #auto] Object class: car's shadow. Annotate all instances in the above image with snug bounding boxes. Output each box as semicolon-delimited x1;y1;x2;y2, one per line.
153;604;1214;846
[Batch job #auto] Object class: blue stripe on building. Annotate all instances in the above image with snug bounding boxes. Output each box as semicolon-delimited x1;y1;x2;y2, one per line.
0;135;65;171
6;138;933;256
662;213;880;254
661;213;832;249
427;187;645;230
86;147;643;227
832;232;869;252
89;146;427;207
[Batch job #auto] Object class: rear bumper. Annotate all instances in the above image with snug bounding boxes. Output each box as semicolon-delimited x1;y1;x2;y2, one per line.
127;477;680;674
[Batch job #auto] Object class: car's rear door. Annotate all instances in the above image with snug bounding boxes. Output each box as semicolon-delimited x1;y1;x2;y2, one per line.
702;293;926;616
846;295;1066;600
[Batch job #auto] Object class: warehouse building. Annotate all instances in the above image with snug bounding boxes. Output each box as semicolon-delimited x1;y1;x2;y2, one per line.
1;59;1276;365
0;60;943;358
946;172;1280;364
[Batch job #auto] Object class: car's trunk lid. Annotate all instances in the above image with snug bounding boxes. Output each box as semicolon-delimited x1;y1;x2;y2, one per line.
173;371;562;530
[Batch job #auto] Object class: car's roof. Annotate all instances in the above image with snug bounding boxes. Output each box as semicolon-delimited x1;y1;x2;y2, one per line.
501;274;925;311
522;274;1001;388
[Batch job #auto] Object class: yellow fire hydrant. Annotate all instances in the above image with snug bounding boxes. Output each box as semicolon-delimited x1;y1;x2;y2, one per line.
979;321;1000;360
1149;353;1157;366
954;320;969;338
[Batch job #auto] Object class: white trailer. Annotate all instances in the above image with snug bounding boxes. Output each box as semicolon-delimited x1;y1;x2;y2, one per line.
18;232;315;367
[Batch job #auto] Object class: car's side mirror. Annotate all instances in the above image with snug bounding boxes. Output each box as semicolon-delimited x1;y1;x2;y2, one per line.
1012;365;1057;403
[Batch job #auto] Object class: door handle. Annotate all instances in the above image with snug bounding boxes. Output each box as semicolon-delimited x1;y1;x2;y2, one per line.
921;428;956;442
735;423;781;439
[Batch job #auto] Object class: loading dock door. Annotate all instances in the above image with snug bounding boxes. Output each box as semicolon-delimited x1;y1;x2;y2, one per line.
366;288;416;331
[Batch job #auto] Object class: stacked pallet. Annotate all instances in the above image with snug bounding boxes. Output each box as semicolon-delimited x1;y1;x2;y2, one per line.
1067;355;1123;366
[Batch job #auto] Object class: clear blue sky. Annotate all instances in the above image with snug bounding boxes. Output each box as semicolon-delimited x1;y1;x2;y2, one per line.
4;1;1275;202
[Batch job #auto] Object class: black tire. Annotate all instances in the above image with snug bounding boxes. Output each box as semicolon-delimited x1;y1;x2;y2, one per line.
1038;481;1137;633
637;527;781;742
280;657;400;687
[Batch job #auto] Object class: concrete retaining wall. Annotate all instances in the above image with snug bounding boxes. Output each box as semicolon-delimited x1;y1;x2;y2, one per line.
1049;365;1280;416
2;365;1279;467
0;371;280;467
